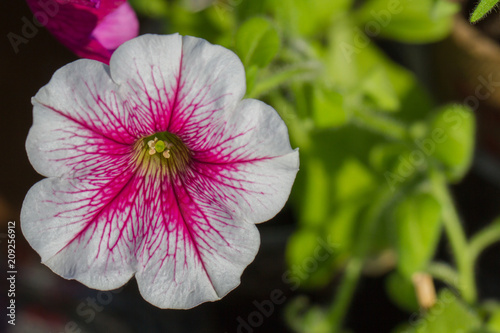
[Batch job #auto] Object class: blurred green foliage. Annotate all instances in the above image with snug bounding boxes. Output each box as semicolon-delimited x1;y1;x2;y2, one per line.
356;0;457;42
395;192;442;279
385;271;419;312
130;0;500;331
235;17;280;68
397;290;482;333
430;105;476;181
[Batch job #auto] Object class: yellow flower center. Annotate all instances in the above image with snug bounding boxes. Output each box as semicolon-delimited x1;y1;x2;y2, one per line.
139;131;191;175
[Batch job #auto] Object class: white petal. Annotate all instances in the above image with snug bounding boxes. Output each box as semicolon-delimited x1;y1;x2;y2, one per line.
28;59;148;178
108;34;246;137
169;35;246;136
21;172;141;290
191;99;300;223
134;169;260;309
109;34;183;133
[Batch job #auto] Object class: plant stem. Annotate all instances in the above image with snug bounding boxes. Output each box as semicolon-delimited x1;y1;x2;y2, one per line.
327;188;395;331
327;258;363;330
352;107;409;142
268;91;312;150
469;218;500;264
430;170;477;304
248;62;320;99
426;261;460;289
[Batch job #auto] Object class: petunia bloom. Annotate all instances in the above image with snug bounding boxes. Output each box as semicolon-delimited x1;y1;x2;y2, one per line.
26;0;139;64
21;34;299;308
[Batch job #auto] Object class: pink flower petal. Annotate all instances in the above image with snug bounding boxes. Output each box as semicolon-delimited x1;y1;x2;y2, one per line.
26;0;138;63
57;0;101;9
91;2;139;51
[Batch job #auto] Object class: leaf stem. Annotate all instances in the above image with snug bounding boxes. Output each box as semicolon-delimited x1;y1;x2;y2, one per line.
327;258;363;330
327;187;395;330
352;107;409;142
426;261;460;289
469;218;500;264
248;62;320;99
430;170;476;304
268;91;312;150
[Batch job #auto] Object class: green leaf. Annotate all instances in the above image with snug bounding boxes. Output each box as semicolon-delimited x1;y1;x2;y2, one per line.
167;4;227;43
299;157;330;227
249;62;320;99
286;229;320;270
361;66;400;112
129;0;168;17
285;297;332;333
471;0;500;23
285;229;340;288
385;271;419;312
356;0;458;43
326;203;364;254
235;17;280;68
412;289;481;333
325;20;433;123
312;86;348;128
369;143;408;173
245;65;259;97
354;43;433;124
333;158;376;202
370;143;418;191
429;104;476;182
488;307;500;332
394;192;442;278
325;18;360;88
271;0;353;36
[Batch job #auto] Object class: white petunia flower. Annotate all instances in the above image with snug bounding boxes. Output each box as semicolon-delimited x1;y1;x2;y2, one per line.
22;34;299;309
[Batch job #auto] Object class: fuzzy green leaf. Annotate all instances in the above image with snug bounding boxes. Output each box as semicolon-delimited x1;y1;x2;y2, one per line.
471;0;500;23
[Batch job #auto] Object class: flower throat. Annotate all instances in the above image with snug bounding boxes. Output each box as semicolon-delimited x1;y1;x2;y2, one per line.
141;131;191;174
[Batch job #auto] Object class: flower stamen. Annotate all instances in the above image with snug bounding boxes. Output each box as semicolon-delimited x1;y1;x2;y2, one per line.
141;132;190;174
147;138;157;148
